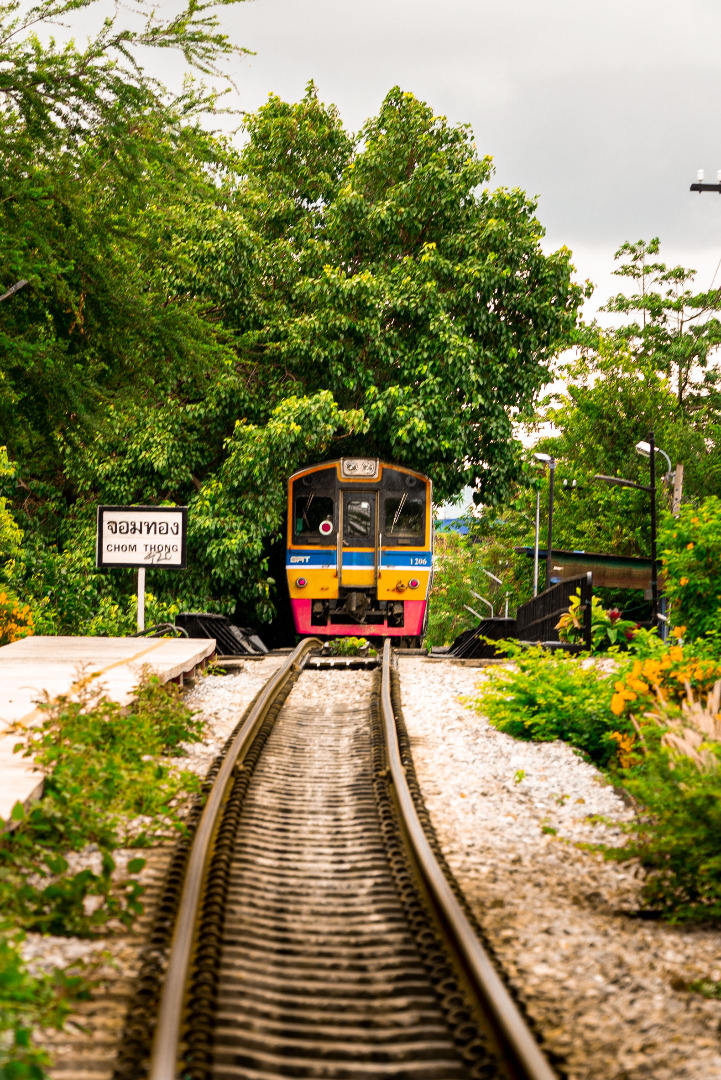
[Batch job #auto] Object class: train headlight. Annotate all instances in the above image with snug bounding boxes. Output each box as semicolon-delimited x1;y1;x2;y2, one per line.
296;577;308;588
408;578;420;590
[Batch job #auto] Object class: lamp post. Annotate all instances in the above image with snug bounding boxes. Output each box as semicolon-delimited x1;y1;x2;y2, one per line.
533;453;556;592
594;430;670;629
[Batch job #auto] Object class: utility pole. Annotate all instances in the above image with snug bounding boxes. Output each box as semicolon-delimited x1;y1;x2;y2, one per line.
545;458;556;590
672;464;684;517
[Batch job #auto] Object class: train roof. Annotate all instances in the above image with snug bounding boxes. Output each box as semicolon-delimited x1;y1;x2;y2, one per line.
288;459;431;485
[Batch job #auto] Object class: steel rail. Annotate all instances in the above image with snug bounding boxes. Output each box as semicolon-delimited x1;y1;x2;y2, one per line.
380;639;559;1080
148;637;321;1080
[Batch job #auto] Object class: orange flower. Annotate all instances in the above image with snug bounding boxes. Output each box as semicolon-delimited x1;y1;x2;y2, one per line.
686;542;694;551
672;626;686;639
679;577;689;587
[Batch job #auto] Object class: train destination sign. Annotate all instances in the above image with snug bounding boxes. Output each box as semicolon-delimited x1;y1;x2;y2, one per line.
96;505;188;569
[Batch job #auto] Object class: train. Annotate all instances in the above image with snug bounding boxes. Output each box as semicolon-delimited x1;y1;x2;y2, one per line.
285;458;433;641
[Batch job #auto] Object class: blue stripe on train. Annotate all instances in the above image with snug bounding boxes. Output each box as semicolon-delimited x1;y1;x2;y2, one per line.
287;550;432;569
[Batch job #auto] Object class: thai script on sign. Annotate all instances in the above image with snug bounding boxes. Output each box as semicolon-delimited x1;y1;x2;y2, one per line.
106;519;180;536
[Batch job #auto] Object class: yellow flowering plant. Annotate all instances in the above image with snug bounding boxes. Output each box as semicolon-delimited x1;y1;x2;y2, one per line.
610;646;721;720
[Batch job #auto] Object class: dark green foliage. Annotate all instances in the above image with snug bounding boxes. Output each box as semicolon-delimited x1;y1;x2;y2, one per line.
424;531;531;647
477;239;721;571
0;925;91;1078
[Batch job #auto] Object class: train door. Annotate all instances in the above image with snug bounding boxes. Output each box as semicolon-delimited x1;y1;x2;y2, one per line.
339;491;377;588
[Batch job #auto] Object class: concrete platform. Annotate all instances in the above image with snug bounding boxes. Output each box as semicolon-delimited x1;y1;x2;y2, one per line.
0;635;216;823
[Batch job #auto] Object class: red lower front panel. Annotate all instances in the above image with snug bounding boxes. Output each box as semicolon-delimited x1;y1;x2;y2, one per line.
291;599;426;638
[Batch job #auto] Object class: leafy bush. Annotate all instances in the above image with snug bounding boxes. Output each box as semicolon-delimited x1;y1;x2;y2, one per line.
1;675;203;935
607;728;721;920
5;541;182;638
425;532;529;648
0;925;90;1078
660;497;721;646
0;448;22;565
609;641;721;721
466;644;628;766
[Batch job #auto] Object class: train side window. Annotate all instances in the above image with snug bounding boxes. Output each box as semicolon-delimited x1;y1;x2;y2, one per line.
295;495;335;537
384;495;425;540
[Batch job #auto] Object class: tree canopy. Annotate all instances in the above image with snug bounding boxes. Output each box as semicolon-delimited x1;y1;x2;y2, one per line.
471;240;721;603
1;7;583;630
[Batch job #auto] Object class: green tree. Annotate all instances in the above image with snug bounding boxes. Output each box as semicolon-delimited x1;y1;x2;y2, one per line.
660;497;721;645
233;86;582;504
483;241;721;574
3;61;583;628
0;448;22;562
602;238;721;412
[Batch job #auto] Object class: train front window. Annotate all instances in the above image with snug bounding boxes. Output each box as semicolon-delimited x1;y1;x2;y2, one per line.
295;495;335;538
384;495;425;541
344;498;373;541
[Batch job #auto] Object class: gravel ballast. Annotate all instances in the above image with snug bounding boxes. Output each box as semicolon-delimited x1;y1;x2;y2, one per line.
398;657;721;1080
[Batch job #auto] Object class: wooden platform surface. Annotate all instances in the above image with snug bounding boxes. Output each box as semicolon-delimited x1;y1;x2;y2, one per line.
0;635;216;823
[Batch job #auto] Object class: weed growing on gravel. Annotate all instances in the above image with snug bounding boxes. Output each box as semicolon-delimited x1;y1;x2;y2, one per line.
0;673;204;1076
0;925;91;1078
1;674;203;935
467;641;721;922
324;637;377;657
688;977;721;999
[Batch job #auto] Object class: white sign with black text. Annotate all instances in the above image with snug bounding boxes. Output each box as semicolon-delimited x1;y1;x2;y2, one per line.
96;505;188;569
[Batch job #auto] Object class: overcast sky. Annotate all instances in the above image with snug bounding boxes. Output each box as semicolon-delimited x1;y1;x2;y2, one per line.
200;0;721;314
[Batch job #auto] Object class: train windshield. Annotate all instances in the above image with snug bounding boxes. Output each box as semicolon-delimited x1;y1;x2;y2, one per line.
343;495;375;542
384;495;425;540
295;495;335;537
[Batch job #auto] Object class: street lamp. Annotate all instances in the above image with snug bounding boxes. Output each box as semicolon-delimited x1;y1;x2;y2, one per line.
532;453;556;593
635;440;672;481
594;430;667;628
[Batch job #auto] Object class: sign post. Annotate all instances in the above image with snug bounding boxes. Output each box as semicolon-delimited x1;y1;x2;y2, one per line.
96;506;188;632
137;567;146;632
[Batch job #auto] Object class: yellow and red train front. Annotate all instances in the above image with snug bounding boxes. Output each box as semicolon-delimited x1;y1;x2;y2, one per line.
286;459;433;638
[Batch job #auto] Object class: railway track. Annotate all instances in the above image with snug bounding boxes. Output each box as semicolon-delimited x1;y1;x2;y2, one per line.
131;640;558;1080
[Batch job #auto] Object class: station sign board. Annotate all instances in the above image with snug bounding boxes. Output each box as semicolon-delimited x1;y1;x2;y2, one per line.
96;505;188;569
